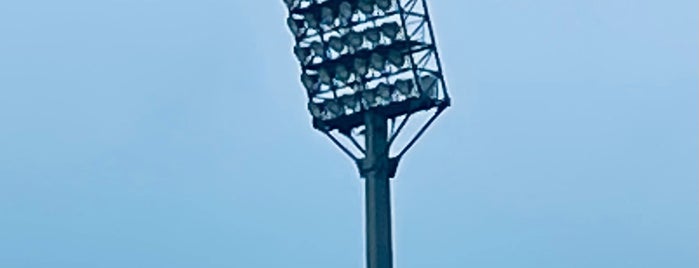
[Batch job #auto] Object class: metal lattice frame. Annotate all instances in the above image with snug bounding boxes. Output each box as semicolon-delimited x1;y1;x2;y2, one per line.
284;0;450;173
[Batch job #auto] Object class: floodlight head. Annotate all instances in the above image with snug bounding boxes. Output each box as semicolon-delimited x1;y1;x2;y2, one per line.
380;22;400;41
284;0;299;9
284;0;450;138
304;13;319;30
329;36;345;53
318;68;333;84
308;102;323;118
362;89;378;108
395;79;412;96
335;64;351;82
419;74;438;99
386;49;405;68
310;41;325;59
338;1;353;22
376;82;391;103
345;31;364;50
320;6;334;26
376;0;392;11
294;46;310;64
369;52;385;72
364;28;381;46
287;17;304;37
326;100;344;118
340;94;359;113
357;0;375;15
301;73;318;93
354;57;368;77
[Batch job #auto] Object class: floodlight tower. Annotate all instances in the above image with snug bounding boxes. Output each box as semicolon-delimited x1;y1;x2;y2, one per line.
282;0;450;267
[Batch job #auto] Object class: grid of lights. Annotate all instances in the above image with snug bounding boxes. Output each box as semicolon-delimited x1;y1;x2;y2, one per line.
284;0;450;132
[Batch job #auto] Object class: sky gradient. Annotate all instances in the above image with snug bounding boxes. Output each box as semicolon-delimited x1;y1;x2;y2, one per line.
0;1;696;267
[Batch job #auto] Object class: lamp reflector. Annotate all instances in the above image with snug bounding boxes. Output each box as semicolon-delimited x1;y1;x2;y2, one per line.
318;68;333;84
340;94;359;112
335;64;351;82
376;82;391;103
369;52;385;72
320;7;334;26
329;36;345;53
357;0;375;15
345;31;364;50
362;89;378;107
339;1;353;22
287;17;304;37
294;46;310;63
301;73;318;93
395;79;412;96
419;74;439;99
310;41;325;59
381;22;400;41
353;57;368;77
386;49;405;67
304;13;319;30
284;0;299;9
364;28;381;45
326;100;344;118
308;102;323;118
376;0;392;11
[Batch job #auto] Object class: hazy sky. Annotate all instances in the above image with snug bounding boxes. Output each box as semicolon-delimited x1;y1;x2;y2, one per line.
0;1;696;267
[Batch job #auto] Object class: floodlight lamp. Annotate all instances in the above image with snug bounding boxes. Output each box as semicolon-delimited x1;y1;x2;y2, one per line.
353;57;368;77
375;82;392;103
284;0;300;9
357;0;375;15
376;0;392;11
294;46;311;64
320;6;334;26
345;31;364;50
362;89;378;108
340;94;359;112
394;79;412;96
380;22;400;41
304;13;320;30
419;74;438;99
310;41;325;59
386;49;405;68
301;73;318;93
338;1;353;22
326;100;344;118
308;102;323;118
318;68;333;85
329;36;345;53
287;17;304;37
369;52;386;72
335;64;351;82
364;28;381;46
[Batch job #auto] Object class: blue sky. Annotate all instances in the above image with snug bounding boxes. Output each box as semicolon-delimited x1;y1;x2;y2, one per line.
0;1;696;267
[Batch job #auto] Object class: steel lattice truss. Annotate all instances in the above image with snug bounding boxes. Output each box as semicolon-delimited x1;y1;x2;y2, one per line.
284;0;450;172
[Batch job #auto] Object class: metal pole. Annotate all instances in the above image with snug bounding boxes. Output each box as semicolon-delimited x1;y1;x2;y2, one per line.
364;111;393;268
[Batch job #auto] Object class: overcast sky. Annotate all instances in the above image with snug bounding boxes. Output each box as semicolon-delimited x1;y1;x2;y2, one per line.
0;1;696;267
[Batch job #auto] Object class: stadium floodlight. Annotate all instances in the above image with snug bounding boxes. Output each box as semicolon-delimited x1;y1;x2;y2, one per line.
329;36;345;53
354;57;369;77
357;0;375;15
369;52;385;72
394;78;412;96
386;49;405;68
380;22;400;40
376;0;392;11
365;28;381;46
345;30;364;51
283;1;451;268
335;64;351;82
